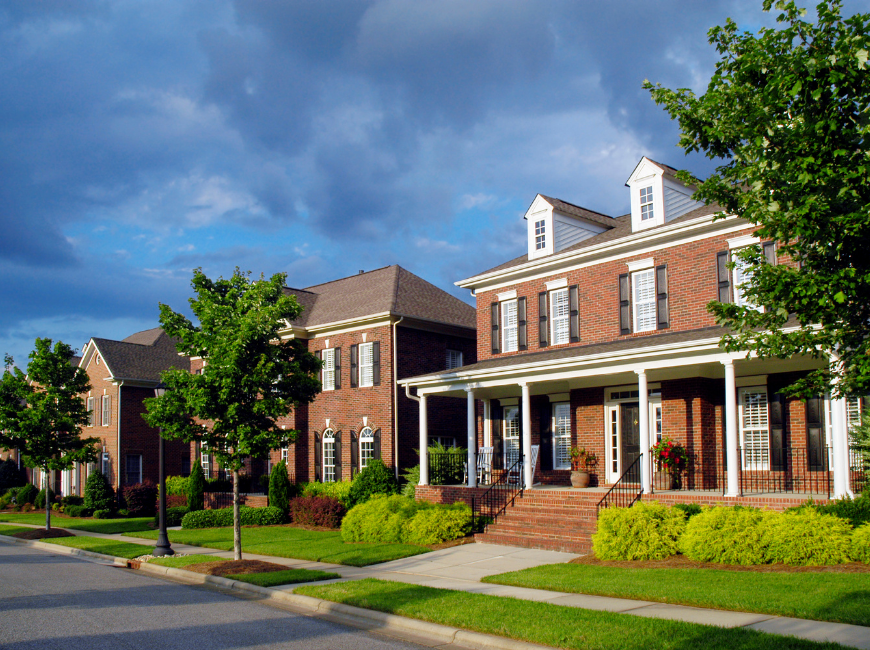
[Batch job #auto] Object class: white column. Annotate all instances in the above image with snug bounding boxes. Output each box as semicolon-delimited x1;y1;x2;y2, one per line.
466;388;477;488
831;395;854;499
723;360;740;497
418;394;429;485
637;370;651;494
521;382;533;488
483;399;492;448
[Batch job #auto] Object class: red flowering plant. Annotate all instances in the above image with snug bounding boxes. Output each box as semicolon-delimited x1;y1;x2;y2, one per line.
650;437;688;473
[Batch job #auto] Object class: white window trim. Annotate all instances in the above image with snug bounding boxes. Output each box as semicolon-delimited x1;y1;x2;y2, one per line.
640;186;655;221
360;427;374;470
496;289;517;301
87;397;95;427
359;342;374;388
552;402;571;470
550;288;570;345
626;257;655;272
322;347;335;391
101;395;111;427
323;429;336;483
545;278;567;290
739;386;769;470
534;219;546;250
501;299;518;353
632;268;656;333
503;406;520;467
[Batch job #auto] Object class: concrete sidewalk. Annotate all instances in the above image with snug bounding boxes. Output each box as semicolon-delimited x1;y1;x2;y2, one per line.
4;521;868;649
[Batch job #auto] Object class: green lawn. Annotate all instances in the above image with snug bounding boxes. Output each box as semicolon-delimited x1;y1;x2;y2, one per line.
148;555;228;569
25;534;150;559
128;525;429;567
297;579;844;650
229;569;340;587
482;563;870;627
0;512;154;535
0;524;37;536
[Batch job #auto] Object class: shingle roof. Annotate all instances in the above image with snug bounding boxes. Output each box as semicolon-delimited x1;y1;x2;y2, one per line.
284;265;476;330
537;195;616;230
93;329;188;381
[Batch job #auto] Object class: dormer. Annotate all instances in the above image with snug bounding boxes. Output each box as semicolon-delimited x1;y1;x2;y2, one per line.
525;194;610;260
625;157;703;233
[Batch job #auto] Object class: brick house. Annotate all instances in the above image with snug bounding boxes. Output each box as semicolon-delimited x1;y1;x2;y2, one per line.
189;265;477;485
401;158;866;550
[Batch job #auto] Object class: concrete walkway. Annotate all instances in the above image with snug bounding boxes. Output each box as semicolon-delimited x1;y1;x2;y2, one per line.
4;522;868;649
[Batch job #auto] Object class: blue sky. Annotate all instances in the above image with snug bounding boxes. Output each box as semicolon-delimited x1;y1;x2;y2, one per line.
2;0;868;367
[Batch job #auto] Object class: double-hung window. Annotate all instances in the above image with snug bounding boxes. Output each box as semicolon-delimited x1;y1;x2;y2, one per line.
359;343;374;387
87;397;95;427
359;427;374;469
323;429;336;482
534;220;546;250
632;269;656;332
446;349;463;370
101;451;110;477
201;442;210;479
550;288;570;345
732;254;760;310
552;403;571;470
322;348;336;391
101;395;111;427
503;406;520;467
125;454;142;486
640;186;654;221
501;300;518;353
740;388;769;469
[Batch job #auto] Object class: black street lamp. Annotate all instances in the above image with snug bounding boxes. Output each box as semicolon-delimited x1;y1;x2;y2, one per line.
152;382;174;557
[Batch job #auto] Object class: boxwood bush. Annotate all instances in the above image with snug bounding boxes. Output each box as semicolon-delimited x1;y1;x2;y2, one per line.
346;459;399;508
84;471;115;512
301;480;353;506
92;509;112;519
289;496;346;529
64;504;91;517
764;509;852;565
341;494;471;545
268;460;292;515
851;523;870;563
794;494;870;528
181;506;285;529
154;505;190;527
403;502;472;545
592;502;686;560
680;506;773;565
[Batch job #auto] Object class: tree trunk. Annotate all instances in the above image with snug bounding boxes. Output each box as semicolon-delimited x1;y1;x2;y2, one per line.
232;467;241;561
44;468;51;531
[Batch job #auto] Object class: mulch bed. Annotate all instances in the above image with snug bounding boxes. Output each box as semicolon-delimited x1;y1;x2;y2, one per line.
570;553;870;573
184;559;291;576
12;529;75;540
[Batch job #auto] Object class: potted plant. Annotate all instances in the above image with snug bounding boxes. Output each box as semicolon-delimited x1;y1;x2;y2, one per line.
650;437;688;490
570;447;597;488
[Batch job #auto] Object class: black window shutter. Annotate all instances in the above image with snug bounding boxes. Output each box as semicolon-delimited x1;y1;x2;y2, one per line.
350;345;358;388
769;393;785;471
372;341;381;386
763;241;776;265
656;265;669;330
334;431;342;481
618;274;630;335
373;428;381;459
806;396;824;471
314;432;322;482
491;404;503;470
491;302;500;354
517;297;527;351
539;405;553;471
350;430;358;478
538;292;549;347
315;350;321;384
716;251;732;303
569;285;580;342
334;348;341;389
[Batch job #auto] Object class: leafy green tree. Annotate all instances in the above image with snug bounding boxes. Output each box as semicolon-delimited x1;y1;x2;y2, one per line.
187;458;205;512
268;460;291;516
143;268;321;559
0;339;98;530
645;0;870;398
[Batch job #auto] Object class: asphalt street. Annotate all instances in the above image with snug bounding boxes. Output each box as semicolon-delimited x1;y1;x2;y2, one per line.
0;543;426;650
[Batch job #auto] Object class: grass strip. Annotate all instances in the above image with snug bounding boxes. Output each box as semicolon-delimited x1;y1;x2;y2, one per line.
148;555;228;568
297;579;844;650
0;512;154;534
128;526;429;567
229;569;340;587
0;524;37;536
482;563;870;628
38;536;152;559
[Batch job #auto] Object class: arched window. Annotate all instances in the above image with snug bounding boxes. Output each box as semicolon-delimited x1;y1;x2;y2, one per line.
360;427;374;469
322;429;336;483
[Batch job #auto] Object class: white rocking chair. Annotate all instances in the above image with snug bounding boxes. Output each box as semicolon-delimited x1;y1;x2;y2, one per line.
463;446;495;485
507;444;540;487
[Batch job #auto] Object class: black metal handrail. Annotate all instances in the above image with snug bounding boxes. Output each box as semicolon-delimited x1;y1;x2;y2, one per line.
597;453;642;513
471;456;524;533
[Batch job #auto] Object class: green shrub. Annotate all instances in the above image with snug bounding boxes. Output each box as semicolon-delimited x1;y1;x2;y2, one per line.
117;509;129;517
186;460;205;512
347;459;399;508
181;506;285;529
404;502;472;545
164;475;189;497
814;494;870;528
123;482;158;517
302;480;353;505
268;461;292;514
154;506;190;527
851;523;870;563
592;503;686;561
92;509;112;519
0;490;14;509
17;483;38;506
680;506;773;565
400;465;420;499
64;504;91;517
671;503;703;520
341;494;429;543
764;509;853;565
35;487;56;510
51;502;59;511
84;471;115;511
61;495;84;507
289;496;346;528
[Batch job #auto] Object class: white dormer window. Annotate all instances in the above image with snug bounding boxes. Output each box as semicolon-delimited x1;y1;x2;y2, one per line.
534;220;546;250
640;186;654;221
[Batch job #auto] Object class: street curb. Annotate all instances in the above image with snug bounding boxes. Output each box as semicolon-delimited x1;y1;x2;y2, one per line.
0;535;555;650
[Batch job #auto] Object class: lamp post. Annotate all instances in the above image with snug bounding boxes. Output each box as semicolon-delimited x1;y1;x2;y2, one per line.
152;382;174;557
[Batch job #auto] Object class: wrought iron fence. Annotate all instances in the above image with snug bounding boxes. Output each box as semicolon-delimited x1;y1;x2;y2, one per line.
597;453;642;513
471;456;524;533
738;446;831;497
850;446;869;494
428;452;466;485
651;450;726;493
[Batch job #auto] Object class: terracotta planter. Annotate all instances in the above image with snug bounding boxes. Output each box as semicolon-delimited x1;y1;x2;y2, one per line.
570;470;590;488
655;470;682;490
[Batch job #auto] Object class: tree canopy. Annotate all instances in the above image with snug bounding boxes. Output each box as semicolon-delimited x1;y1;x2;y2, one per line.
645;0;870;398
143;268;321;558
0;339;97;529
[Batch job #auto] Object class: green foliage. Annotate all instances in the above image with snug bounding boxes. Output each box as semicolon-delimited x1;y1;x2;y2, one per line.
92;509;112;519
592;503;686;561
84;471;115;512
289;496;346;528
61;495;83;507
268;460;292;514
34;487;55;510
764;509;852;565
164;475;189;497
790;493;870;528
851;523;870;563
645;2;870;397
181;506;285;529
341;494;428;543
0;459;27;491
400;464;420;498
0;490;13;509
347;459;399;508
51;502;59;511
186;459;205;512
671;503;703;520
154;505;190;527
17;483;38;505
301;480;353;505
64;504;91;517
403;502;471;545
680;506;774;565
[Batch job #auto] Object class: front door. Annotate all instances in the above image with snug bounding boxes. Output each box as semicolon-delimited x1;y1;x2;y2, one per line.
620;403;640;473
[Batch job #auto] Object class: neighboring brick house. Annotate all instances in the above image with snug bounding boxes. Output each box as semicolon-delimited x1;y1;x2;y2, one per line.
223;265;477;484
402;157;866;503
60;328;191;498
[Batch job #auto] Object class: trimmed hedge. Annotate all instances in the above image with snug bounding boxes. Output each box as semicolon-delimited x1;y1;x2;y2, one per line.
181;506;285;529
346;459;399;508
269;461;292;514
301;481;353;506
852;523;870;563
764;509;853;565
289;496;346;528
680;506;772;565
403;502;471;545
792;494;870;529
64;504;91;517
187;460;205;512
164;475;189;497
93;509;112;519
154;506;190;527
341;494;471;545
84;471;115;512
593;502;686;561
61;495;84;507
